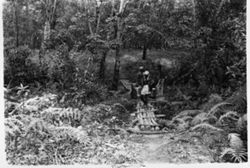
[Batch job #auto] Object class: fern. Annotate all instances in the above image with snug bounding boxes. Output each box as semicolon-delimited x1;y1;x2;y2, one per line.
181;116;193;121
220;133;247;163
191;112;217;126
5;117;25;136
176;122;189;131
226;86;246;114
171;116;193;124
25;118;51;137
191;123;223;132
174;118;185;124
41;107;83;126
228;133;243;149
220;148;247;163
218;111;239;123
112;103;128;113
191;112;208;126
172;110;202;121
23;93;57;109
60;108;82;121
52;126;89;144
207;102;231;116
237;114;247;130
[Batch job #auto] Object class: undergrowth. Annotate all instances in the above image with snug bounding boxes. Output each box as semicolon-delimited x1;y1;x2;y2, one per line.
5;92;141;165
169;90;247;163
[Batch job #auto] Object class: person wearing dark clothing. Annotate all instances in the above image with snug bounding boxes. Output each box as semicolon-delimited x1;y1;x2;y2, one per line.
136;66;145;87
141;70;151;105
133;66;145;100
130;83;138;99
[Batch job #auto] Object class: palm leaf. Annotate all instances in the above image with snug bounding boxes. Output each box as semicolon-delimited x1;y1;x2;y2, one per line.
25;118;51;137
219;111;239;123
207;102;231;115
231;148;247;163
237;114;247;130
181;116;193;121
53;126;89;144
5;116;25;136
172;110;202;121
220;147;247;163
228;133;244;150
171;116;193;124
191;112;208;126
191;123;222;132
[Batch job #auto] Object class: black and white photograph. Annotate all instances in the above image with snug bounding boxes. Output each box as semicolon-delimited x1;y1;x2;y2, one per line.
1;0;248;166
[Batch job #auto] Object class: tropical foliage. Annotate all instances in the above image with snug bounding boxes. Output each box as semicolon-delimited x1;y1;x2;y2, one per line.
3;0;246;165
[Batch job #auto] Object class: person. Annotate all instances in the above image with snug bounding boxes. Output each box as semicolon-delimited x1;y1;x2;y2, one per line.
130;83;138;99
140;70;151;105
150;87;157;99
133;66;145;99
136;66;144;87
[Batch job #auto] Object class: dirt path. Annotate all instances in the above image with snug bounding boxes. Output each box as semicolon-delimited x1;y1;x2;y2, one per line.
129;132;213;164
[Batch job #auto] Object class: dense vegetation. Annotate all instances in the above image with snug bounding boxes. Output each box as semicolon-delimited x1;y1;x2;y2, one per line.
3;0;246;165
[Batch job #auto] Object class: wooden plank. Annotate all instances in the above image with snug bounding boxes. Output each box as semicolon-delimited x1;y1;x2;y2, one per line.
155;114;166;117
127;129;168;134
120;79;132;90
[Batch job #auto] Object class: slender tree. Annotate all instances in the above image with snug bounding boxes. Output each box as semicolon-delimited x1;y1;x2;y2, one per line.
41;0;58;50
13;0;19;47
112;0;128;90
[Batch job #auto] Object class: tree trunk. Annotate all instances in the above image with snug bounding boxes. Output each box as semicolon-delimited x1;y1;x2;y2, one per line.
113;47;121;90
112;0;128;90
25;0;32;46
99;50;108;80
13;0;19;47
41;20;51;50
50;0;58;30
95;0;101;34
112;13;122;90
142;43;147;60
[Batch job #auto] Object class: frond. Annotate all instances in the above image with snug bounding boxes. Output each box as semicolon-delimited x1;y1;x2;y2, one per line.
237;114;247;130
41;107;83;126
207;102;231;116
220;148;235;158
112;103;128;113
226;86;246;114
191;123;222;132
172;110;202;121
219;111;239;123
228;133;243;150
231;148;247;163
26;118;48;130
176;122;189;131
5;117;25;136
191;112;208;126
181;116;193;121
174;118;185;123
171;115;192;124
24;93;57;109
25;118;51;137
201;94;223;112
52;126;89;144
60;108;82;121
220;147;247;163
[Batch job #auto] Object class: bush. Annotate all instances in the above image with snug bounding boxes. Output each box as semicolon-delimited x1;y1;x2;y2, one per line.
5;93;140;165
4;46;44;86
57;80;108;107
42;44;76;90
